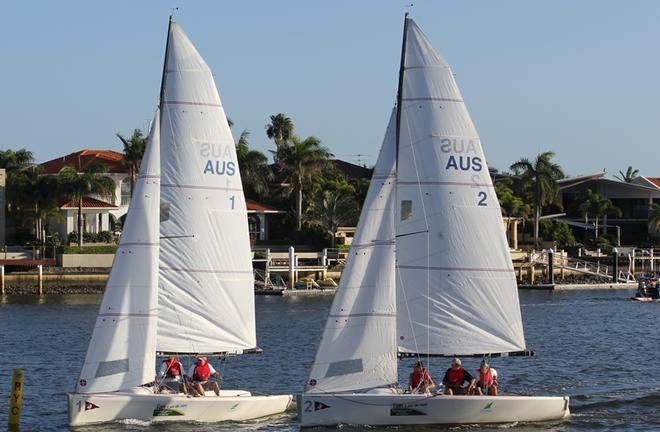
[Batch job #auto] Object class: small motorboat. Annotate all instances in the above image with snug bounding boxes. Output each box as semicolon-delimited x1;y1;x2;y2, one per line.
631;276;659;301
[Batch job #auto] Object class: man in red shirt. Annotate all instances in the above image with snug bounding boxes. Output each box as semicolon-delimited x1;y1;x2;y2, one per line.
442;358;475;395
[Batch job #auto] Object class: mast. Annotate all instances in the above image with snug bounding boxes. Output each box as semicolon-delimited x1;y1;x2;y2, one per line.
158;16;174;109
394;12;410;174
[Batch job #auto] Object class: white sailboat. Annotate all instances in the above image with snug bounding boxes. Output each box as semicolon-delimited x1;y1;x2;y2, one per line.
298;15;569;427
67;18;291;426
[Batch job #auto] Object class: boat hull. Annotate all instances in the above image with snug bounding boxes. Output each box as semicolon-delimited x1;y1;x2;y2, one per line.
68;389;292;426
298;392;569;426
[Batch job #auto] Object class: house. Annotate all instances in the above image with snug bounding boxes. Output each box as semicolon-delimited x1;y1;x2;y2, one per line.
40;149;284;242
559;173;660;245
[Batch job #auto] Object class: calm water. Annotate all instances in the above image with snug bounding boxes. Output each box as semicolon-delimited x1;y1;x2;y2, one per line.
1;289;659;431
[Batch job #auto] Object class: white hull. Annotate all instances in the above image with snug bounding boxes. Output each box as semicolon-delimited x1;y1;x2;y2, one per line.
298;392;569;426
68;388;292;426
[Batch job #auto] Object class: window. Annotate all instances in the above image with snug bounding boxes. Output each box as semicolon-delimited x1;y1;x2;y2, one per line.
120;178;131;206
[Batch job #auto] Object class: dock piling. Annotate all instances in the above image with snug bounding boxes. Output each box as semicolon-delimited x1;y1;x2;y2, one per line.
38;264;43;295
288;246;295;289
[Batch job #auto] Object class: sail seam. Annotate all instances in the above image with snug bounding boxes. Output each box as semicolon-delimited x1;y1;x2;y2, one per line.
160;267;253;274
118;242;159;247
329;313;396;318
162;100;222;107
398;181;494;187
161;183;243;192
402;97;463;102
398;264;514;273
98;313;157;317
137;174;160;179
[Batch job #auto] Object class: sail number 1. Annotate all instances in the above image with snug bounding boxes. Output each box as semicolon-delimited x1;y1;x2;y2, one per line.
229;195;235;209
477;191;487;206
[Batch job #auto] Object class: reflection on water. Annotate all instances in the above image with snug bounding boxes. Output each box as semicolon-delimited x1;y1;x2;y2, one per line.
1;293;103;305
0;289;658;431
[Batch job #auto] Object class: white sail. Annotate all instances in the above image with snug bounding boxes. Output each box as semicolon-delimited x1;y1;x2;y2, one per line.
76;110;161;393
395;19;526;356
306;110;398;393
157;22;256;354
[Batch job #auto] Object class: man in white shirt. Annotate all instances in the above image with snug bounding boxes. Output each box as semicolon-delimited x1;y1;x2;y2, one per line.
187;355;221;396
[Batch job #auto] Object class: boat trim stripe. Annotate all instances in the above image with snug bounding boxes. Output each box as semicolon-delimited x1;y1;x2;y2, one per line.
162;100;222;108
397;264;514;273
161;183;243;192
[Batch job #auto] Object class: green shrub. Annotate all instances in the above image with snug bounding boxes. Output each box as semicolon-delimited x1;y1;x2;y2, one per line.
96;231;113;243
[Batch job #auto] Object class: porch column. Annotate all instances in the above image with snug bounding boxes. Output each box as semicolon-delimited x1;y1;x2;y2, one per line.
257;213;267;240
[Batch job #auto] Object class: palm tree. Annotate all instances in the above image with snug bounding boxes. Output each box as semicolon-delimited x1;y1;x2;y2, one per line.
510;152;564;248
307;179;358;247
116;129;147;195
278;135;332;231
265;113;294;163
578;189;622;240
235;130;272;199
495;178;525;245
57;162;116;248
615;166;639;183
648;203;660;239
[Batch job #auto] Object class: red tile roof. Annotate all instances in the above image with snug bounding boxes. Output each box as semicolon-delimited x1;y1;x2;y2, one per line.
646;177;660;188
61;196;117;209
246;199;283;213
41;150;126;174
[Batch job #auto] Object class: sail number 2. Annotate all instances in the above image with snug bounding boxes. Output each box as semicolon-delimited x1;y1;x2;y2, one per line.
477;191;487;206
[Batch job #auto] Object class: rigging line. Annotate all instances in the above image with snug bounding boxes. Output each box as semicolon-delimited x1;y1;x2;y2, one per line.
402;92;431;369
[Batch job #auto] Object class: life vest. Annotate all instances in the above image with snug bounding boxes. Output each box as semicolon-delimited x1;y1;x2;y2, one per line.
411;370;430;388
447;368;465;387
193;361;211;381
164;358;182;377
479;368;494;388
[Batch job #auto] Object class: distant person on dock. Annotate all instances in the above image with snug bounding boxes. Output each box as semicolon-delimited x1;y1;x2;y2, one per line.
442;358;475;395
157;356;187;394
474;360;498;396
187;355;221;397
408;360;435;393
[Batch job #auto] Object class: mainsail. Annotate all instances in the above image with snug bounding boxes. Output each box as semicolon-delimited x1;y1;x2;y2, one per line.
157;22;257;354
76;111;161;393
395;19;527;356
306;110;398;393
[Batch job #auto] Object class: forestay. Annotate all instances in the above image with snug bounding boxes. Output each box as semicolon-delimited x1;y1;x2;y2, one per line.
306;110;398;393
395;19;526;356
76;111;161;393
157;22;256;354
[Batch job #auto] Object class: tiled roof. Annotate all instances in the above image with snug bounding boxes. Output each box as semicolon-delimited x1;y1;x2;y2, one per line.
246;198;284;213
646;177;660;188
61;196;117;209
41;150;127;174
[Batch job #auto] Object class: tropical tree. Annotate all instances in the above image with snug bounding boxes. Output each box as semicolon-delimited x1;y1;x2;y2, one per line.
306;178;358;247
278;135;332;231
235;130;272;199
510;152;564;248
615;166;639;183
57;162;116;248
648;203;660;239
578;188;622;240
116;129;147;195
265;113;294;163
14;167;64;243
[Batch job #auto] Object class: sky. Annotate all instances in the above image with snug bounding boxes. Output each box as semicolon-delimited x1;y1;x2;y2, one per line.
3;0;660;178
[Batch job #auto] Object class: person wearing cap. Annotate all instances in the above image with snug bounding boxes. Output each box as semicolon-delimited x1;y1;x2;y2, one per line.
442;358;475;395
475;360;498;396
186;355;221;397
408;360;435;394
